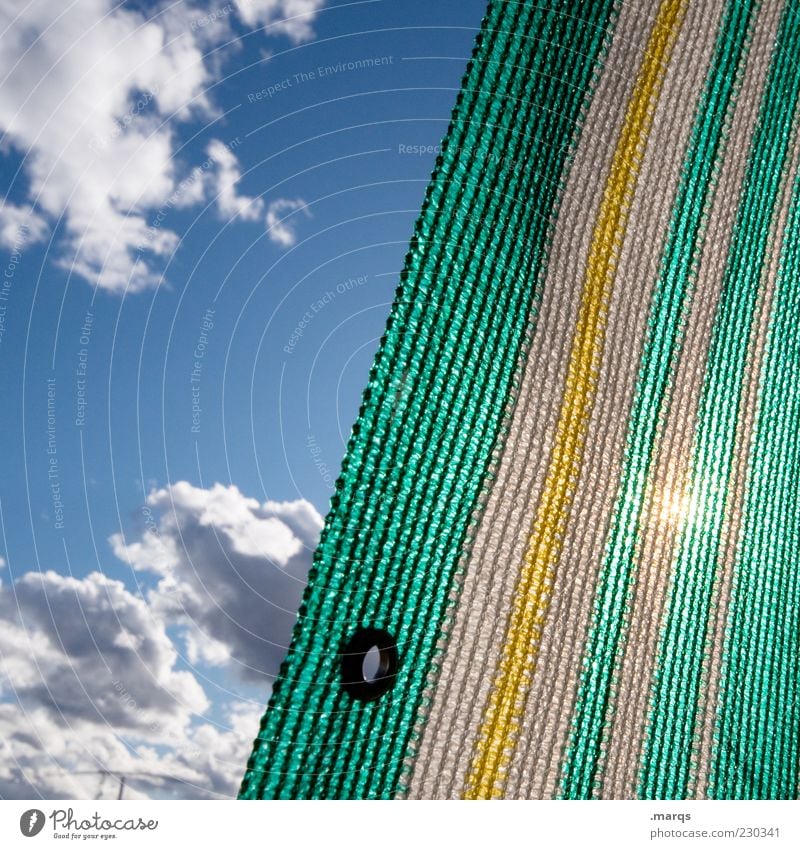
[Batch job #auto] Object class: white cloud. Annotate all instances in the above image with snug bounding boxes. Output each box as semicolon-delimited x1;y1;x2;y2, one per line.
204;139;264;221
0;0;325;292
148;138;263;224
111;481;322;680
0;0;208;292
0;570;208;737
0;203;48;250
0;699;263;799
265;197;310;247
0;568;237;799
234;0;326;42
0;483;322;798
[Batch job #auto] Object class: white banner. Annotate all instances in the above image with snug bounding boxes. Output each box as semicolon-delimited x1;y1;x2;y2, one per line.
1;800;799;849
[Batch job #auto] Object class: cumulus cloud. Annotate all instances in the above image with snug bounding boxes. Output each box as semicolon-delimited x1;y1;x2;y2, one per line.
0;0;209;292
265;197;311;247
0;483;323;798
0;0;325;292
0;570;208;734
0;700;263;800
0;569;219;799
112;481;323;681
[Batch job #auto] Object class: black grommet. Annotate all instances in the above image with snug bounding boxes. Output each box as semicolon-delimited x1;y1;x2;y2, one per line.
340;627;398;702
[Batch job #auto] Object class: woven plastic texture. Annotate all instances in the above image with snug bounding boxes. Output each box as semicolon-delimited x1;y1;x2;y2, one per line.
242;0;800;800
240;0;617;799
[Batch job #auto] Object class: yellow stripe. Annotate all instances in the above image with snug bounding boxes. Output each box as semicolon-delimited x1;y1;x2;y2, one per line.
464;0;688;800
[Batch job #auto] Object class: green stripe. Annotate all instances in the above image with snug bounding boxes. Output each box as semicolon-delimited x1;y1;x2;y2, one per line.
640;0;800;799
239;0;618;799
709;170;800;800
559;0;757;799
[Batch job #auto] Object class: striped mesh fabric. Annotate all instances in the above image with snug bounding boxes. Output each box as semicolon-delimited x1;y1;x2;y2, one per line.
240;0;800;799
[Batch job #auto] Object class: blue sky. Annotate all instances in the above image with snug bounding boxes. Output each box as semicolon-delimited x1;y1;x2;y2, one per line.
0;0;486;798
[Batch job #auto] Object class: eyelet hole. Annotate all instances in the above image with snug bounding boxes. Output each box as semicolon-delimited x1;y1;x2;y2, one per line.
340;627;398;702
